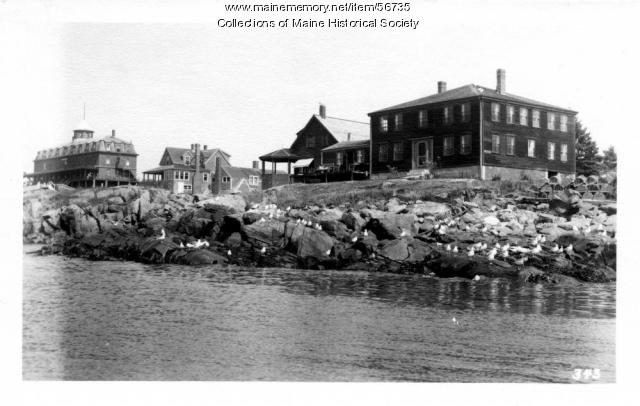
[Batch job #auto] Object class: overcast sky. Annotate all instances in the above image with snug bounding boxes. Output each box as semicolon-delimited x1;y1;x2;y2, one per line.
14;0;639;175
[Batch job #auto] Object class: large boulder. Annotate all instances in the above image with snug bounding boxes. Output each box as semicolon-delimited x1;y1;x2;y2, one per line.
139;238;178;263
379;239;410;261
341;211;366;231
386;198;408;214
550;190;581;217
198;194;246;213
316;208;344;222
245;218;286;244
319;219;351;241
181;249;227;265
295;227;334;259
364;211;416;240
410;201;450;218
59;204;100;236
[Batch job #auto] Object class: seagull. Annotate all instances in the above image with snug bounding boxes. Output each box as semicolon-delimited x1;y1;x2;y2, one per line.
370;253;376;259
260;246;266;254
551;244;560;253
186;242;195;248
572;225;579;232
436;242;443;246
400;229;407;237
465;225;470;231
446;244;451;251
325;249;331;256
202;240;210;248
452;317;459;325
531;244;542;254
495;242;501;249
286;206;291;211
487;248;497;261
467;248;475;257
296;218;301;224
269;212;274;219
437;226;447;235
473;275;481;281
363;229;368;237
260;217;266;223
179;242;185;248
418;217;424;224
566;244;574;254
481;226;488;233
227;249;232;256
584;226;591;234
452;246;459;253
351;236;358;243
157;228;166;240
480;242;487;250
540;236;546;243
501;249;509;258
502;243;510;251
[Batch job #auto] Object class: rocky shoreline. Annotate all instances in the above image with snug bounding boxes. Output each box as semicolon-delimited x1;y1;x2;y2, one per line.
23;182;616;284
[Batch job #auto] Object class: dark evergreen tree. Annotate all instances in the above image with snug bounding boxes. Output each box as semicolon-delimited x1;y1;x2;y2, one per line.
602;146;617;172
574;120;601;176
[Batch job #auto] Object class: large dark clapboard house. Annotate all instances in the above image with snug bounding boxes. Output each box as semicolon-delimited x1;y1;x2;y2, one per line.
29;119;138;188
259;104;370;187
368;69;577;181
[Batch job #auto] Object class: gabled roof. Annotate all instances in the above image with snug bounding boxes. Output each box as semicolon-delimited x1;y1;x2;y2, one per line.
321;139;370;152
223;166;261;179
164;147;231;165
311;115;370;142
369;84;577;115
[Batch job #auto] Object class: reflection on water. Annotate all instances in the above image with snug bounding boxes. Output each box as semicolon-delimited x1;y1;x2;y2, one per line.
23;253;615;382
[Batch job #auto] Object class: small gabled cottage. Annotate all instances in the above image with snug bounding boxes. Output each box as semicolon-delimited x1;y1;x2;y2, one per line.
368;69;577;181
213;161;263;194
142;144;231;194
28;119;138;188
259;104;370;187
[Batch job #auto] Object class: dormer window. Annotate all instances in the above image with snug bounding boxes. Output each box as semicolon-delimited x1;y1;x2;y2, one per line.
106;143;112;152
184;155;191;165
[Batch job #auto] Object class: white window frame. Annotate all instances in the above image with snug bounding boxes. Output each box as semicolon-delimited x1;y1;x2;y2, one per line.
560;115;568;132
527;139;536;158
392;142;403;161
443;136;454;156
418;110;428;128
203;173;209;181
461;103;470;122
491;103;501;122
355;149;364;163
560;143;568;162
460;134;471;155
532;110;540;128
443;106;452;124
491;134;501;154
336;151;343;165
379;116;388;132
506;135;515;156
520;108;529;126
184;155;191;165
547;112;556;130
222;176;231;183
506;105;515;124
394;113;402;131
548;142;556;160
378;143;388;162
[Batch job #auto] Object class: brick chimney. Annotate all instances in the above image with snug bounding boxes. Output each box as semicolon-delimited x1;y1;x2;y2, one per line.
252;160;260;169
319;103;326;119
203;145;208;150
437;81;447;93
497;69;506;94
111;129;116;137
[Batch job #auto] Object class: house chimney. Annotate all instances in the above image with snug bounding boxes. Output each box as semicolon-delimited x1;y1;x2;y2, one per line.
252;160;260;169
347;132;351;141
111;129;116;137
437;81;447;93
497;69;506;94
203;145;208;150
319;103;326;119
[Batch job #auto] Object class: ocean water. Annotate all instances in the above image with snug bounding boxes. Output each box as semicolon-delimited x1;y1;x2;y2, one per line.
22;252;615;382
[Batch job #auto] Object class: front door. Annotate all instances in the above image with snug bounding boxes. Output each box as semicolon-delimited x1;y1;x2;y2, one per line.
413;139;433;169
